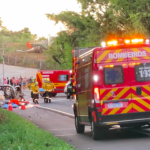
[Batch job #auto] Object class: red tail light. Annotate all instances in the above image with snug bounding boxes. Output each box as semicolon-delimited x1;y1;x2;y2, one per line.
94;87;100;100
94;87;101;108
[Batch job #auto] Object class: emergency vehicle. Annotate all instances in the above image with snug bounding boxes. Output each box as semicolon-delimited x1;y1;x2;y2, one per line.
36;70;72;96
72;38;150;140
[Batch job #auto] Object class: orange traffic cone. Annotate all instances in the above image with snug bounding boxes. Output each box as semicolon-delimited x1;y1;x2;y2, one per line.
8;102;13;111
21;102;26;110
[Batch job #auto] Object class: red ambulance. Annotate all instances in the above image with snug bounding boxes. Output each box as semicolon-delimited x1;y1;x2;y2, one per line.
36;70;72;96
72;38;150;140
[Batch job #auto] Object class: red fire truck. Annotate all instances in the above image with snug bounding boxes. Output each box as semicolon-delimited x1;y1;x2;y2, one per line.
72;38;150;140
36;70;72;97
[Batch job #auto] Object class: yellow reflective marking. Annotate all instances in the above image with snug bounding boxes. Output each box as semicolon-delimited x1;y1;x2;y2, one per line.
143;47;150;52
102;108;108;115
141;91;149;97
105;49;122;63
109;108;120;115
101;88;118;100
132;94;150;109
113;87;130;100
97;50;111;63
131;86;136;91
100;89;106;95
143;85;150;92
133;103;145;112
130;48;140;60
54;83;67;87
121;103;132;114
106;122;118;125
142;47;150;59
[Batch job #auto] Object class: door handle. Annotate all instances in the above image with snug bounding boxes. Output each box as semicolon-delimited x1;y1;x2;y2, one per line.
136;87;141;95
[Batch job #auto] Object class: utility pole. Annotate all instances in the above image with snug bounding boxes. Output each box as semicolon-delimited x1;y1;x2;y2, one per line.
2;43;4;85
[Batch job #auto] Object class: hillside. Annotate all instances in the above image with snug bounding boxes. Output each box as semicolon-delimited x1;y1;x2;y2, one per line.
0;43;49;70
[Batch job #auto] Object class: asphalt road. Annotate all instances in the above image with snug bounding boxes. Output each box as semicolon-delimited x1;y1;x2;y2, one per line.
23;90;74;114
12;90;150;150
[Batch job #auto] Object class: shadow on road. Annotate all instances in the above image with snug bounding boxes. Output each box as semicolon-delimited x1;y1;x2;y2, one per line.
83;128;150;141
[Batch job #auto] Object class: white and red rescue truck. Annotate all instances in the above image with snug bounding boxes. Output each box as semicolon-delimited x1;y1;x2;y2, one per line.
36;70;72;96
72;38;150;140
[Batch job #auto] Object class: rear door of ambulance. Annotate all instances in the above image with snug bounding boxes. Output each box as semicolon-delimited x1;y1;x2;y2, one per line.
128;46;150;119
96;48;132;122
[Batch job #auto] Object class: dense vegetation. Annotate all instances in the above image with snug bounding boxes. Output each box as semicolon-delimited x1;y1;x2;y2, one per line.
1;0;150;69
0;108;73;150
46;0;150;69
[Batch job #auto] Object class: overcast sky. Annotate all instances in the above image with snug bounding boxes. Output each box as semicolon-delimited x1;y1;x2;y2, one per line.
0;0;81;38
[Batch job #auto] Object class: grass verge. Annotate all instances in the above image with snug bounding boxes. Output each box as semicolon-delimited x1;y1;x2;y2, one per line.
0;108;74;150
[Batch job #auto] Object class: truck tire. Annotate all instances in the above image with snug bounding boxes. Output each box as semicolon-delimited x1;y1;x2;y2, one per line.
75;115;85;133
91;118;103;140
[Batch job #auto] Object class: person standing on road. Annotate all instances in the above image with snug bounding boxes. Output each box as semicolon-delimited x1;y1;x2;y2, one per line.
32;82;39;104
25;78;35;102
10;77;13;86
3;78;7;85
16;77;19;85
45;78;55;103
7;77;9;84
42;78;47;102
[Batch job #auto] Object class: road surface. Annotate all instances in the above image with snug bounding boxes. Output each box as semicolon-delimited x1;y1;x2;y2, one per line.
12;90;150;150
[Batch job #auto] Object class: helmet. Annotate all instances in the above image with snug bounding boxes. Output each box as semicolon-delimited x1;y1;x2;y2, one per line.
47;78;50;81
32;78;35;82
35;82;38;85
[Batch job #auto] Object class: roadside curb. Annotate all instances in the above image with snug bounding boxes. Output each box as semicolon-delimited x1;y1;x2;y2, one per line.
35;106;74;119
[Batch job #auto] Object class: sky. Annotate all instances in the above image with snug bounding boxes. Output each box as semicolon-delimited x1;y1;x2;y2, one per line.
0;0;81;38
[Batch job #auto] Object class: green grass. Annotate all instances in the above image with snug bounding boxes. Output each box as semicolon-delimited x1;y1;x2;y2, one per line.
0;108;74;150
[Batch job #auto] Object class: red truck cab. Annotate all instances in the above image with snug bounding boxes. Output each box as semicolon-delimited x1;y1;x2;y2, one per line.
73;38;150;140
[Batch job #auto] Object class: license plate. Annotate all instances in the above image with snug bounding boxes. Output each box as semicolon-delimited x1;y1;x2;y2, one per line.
108;103;123;108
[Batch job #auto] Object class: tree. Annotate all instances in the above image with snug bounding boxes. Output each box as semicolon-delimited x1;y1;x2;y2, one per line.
46;0;150;69
38;37;47;41
0;17;6;29
0;35;12;81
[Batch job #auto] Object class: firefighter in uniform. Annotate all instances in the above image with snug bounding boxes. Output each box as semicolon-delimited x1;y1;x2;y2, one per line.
25;78;35;102
46;78;55;103
42;78;48;103
32;82;39;104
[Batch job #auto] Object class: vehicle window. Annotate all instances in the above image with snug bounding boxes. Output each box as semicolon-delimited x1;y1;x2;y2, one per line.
135;63;150;82
104;66;124;84
59;75;69;81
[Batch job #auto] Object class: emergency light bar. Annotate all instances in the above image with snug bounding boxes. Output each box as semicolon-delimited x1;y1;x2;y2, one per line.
101;38;150;47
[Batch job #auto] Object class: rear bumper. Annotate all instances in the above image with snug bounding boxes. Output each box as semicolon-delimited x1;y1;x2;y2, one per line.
100;118;150;126
99;111;150;126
